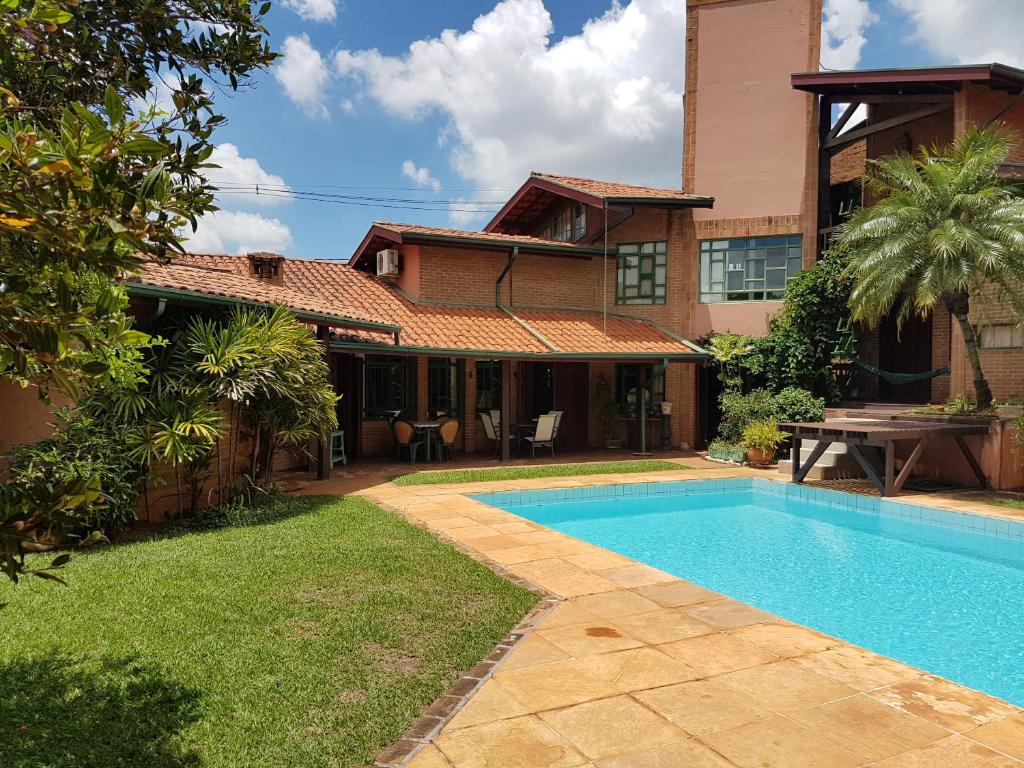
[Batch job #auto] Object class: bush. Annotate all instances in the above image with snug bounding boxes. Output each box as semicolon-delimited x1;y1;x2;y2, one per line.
3;410;141;536
191;490;313;531
718;387;824;442
742;420;787;453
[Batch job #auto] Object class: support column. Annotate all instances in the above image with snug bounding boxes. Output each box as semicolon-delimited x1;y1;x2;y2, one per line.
500;359;511;461
316;325;331;481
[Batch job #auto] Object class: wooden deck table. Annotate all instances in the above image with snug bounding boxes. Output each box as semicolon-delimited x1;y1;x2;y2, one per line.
778;419;990;497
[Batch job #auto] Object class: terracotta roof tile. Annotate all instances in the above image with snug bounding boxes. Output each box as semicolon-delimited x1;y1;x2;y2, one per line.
373;221;600;250
530;172;711;202
130;253;703;359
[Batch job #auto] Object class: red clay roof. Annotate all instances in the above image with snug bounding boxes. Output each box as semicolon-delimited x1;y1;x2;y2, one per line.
530;172;711;203
129;253;703;359
133;258;399;332
350;220;601;266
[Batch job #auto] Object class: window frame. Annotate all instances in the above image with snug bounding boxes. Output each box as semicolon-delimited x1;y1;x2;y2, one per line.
427;358;462;417
699;235;803;304
615;241;668;305
979;325;1024;350
474;360;502;413
614;363;665;417
540;201;587;242
363;355;414;420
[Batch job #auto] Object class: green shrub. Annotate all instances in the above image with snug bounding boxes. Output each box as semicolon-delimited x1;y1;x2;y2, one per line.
3;410;141;536
707;440;748;464
190;488;307;531
945;394;977;414
718;387;824;442
742;420;787;453
773;387;826;424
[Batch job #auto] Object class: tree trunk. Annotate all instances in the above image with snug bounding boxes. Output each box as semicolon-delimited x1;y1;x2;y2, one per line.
947;294;993;410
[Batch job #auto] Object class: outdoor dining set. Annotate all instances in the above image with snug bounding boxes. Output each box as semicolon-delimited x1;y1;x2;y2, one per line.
387;410;564;464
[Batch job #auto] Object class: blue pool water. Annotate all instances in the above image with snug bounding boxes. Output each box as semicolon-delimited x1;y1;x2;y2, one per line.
473;479;1024;705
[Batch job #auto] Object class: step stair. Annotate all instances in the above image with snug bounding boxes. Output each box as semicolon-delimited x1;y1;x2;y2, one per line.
777;438;867;481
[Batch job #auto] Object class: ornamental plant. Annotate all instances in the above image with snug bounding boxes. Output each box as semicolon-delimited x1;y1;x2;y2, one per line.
741;420;787;454
836;125;1024;410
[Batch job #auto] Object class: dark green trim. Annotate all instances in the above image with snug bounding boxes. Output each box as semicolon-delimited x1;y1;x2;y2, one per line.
329;340;707;362
615;241;668;305
400;232;603;257
605;196;714;208
127;282;402;334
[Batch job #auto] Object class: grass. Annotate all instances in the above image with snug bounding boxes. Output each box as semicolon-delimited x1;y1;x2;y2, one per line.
0;496;537;768
391;459;690;486
991;497;1024;511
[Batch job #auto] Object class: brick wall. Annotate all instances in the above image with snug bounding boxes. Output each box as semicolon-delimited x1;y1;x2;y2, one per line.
831;139;866;184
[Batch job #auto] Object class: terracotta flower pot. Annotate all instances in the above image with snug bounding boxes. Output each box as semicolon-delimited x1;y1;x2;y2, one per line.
746;446;775;466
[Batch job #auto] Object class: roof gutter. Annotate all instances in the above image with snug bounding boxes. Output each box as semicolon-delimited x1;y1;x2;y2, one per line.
604;196;715;208
126;282;403;336
328;339;707;362
401;232;603;257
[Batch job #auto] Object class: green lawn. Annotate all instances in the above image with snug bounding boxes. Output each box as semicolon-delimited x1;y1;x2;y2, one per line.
391;459;691;486
991;497;1024;511
0;497;537;768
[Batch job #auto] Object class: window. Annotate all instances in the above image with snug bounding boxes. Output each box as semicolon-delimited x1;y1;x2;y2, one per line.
980;325;1024;349
700;235;803;303
428;358;461;417
541;202;586;242
616;241;667;305
364;356;412;419
475;360;502;412
614;364;665;416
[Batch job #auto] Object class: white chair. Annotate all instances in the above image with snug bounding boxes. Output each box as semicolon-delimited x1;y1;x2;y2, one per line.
523;413;557;458
480;412;502;457
489;409;501;430
548;410;563;440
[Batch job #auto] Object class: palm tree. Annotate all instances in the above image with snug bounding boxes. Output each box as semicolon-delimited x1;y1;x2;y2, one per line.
836;125;1024;410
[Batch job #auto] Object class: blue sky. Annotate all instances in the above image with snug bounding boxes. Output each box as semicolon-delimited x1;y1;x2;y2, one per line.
187;0;1024;260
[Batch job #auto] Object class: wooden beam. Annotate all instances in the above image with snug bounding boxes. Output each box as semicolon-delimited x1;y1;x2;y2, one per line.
794;440;832;484
893;438;928;495
884;440;895;497
790;438;802;483
827;101;862;141
849;443;884;495
500;359;512;461
316;325;331;481
954;435;988;488
817;96;833;236
824;103;952;150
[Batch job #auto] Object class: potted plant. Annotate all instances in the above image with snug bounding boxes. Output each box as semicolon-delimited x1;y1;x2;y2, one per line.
707;439;747;465
742;420;787;466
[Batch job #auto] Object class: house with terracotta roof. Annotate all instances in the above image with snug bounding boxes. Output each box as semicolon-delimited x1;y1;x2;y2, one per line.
4;0;1024;474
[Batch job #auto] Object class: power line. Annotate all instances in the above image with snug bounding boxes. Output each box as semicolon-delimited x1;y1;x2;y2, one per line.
216;188;502;213
213;181;515;193
214;184;507;206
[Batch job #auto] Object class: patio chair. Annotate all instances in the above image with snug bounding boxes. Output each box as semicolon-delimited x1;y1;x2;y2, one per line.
437;419;460;462
480;412;502;457
489;409;502;431
393;419;425;464
522;413;557;458
548;410;563;446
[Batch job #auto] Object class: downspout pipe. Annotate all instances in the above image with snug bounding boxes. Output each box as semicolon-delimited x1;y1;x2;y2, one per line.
496;246;519;306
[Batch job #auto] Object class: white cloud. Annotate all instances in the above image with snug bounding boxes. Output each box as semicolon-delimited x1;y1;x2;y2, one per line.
401;160;441;192
282;0;337;23
822;0;878;70
890;0;1024;68
205;144;289;205
275;34;331;118
184;210;294;255
448;196;497;227
333;0;687;203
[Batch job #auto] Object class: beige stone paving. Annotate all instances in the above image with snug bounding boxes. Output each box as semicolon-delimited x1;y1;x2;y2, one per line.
359;467;1024;767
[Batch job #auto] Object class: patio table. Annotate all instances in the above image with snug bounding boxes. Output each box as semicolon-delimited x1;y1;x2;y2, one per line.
411;421;441;462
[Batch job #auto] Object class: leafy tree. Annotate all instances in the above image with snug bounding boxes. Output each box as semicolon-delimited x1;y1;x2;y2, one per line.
746;250;854;399
836;125;1024;410
0;0;275;585
706;333;755;395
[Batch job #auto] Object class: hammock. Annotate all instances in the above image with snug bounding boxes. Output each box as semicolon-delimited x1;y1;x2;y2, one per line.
852;359;950;385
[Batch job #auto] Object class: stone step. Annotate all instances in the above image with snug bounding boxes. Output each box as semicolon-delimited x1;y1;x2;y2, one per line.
777;458;867;481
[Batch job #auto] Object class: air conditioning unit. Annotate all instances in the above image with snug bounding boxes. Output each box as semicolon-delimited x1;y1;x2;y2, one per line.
376;248;399;277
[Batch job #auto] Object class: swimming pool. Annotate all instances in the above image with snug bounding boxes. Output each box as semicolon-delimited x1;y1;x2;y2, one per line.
473;478;1024;706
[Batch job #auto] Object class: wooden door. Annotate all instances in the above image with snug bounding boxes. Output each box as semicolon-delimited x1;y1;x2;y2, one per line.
552;363;589;451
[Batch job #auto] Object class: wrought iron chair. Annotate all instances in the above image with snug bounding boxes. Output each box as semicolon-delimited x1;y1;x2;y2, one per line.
393;419;425;464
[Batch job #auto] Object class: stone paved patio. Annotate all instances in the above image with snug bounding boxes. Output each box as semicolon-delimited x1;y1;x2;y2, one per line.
356;466;1024;767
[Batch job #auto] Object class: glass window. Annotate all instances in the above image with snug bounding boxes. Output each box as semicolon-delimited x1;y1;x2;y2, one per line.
541;202;586;242
365;356;412;419
980;325;1024;349
614;364;666;416
475;360;502;412
428;358;461;417
699;235;803;303
616;241;668;305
